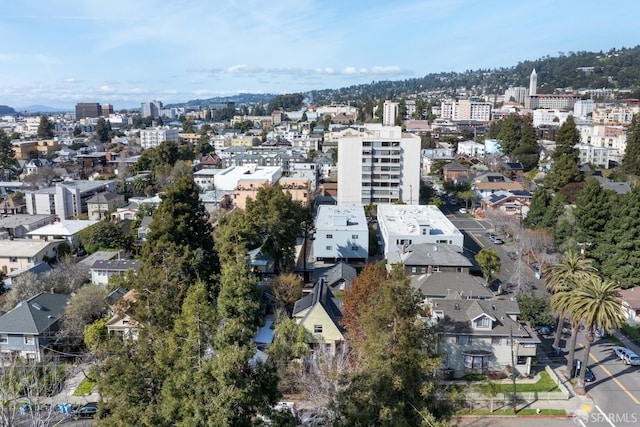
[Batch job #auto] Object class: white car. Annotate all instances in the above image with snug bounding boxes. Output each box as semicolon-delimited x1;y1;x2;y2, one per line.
459;208;467;214
613;346;628;360
623;350;640;366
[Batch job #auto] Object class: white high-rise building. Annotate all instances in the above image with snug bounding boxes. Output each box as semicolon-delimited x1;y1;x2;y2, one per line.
439;100;492;121
141;100;163;119
337;124;421;205
140;127;179;149
504;87;529;104
529;69;537;96
383;101;399;126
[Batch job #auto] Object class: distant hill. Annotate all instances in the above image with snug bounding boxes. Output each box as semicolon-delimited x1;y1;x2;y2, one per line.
167;93;278;108
308;45;640;104
0;105;16;115
16;105;71;113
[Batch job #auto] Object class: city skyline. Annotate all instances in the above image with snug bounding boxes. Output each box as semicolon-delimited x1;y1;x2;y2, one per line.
0;0;638;109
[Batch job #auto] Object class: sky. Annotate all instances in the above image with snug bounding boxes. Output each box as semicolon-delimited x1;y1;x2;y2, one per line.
0;0;638;110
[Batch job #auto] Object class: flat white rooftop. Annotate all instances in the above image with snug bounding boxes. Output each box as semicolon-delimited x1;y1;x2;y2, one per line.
0;239;59;257
316;205;367;232
27;220;99;236
377;204;462;238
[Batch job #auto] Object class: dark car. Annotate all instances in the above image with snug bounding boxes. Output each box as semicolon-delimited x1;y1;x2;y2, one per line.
73;402;98;419
573;361;595;382
536;325;552;335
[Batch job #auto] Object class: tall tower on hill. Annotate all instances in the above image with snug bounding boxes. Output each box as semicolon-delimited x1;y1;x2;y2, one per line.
529;69;537;96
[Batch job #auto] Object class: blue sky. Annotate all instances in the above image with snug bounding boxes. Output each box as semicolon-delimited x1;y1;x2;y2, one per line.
0;0;638;109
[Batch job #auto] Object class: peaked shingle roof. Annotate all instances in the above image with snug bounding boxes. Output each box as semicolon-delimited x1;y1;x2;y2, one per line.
0;292;70;334
293;279;343;330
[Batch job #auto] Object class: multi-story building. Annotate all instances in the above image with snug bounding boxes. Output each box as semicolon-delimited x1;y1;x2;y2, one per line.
383;101;399;126
440;100;491;121
139;127;179;149
457;140;485;158
337;124;421;205
576;144;615;169
25;180;117;219
141;100;163;119
504;87;529;105
12;139;61;160
376;204;464;258
532;109;571;127
313;205;368;263
591;104;640;125
573;99;595;118
75;103;102;119
526;94;581;110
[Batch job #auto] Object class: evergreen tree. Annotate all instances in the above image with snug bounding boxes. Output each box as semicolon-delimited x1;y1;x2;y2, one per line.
244;185;311;272
96;118;111;143
338;267;443;426
0;130;16;172
596;187;640;288
622;114;640;175
523;188;565;229
574;178;616;255
36;116;54;139
143;170;217;282
544;116;581;190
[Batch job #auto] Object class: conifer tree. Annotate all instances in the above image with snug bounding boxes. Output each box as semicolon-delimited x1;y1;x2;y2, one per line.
622;114;640;175
544;116;581;190
36;116;54;139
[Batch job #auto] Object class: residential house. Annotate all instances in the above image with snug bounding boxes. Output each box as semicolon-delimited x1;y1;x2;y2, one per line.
620;287;640;326
473;172;524;200
279;177;311;207
90;259;142;287
292;279;345;355
502;162;524;181
0;292;71;361
0;197;27;215
137;217;153;242
0;239;62;274
313;205;368;263
433;299;538;378
480;190;532;217
442;162;469;183
0;214;56;238
86;192;126;220
247;246;275;276
105;289;139;340
387;243;473;276
410;272;494;300
312;262;358;292
26;220;99;249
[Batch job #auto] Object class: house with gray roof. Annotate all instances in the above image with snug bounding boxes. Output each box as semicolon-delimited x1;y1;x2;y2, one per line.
312;261;357;292
292;279;345;355
90;259;141;287
431;299;538;378
0;292;71;361
410;272;493;300
387;243;473;276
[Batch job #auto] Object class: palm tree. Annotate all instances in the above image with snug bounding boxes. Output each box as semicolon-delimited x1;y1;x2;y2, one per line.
543;251;598;350
551;289;582;380
568;276;624;388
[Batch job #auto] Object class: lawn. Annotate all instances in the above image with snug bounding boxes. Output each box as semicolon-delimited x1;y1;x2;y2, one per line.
479;371;559;393
622;324;640;341
73;378;96;396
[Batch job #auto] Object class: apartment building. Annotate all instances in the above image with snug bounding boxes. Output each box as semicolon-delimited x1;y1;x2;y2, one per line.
140;127;179;149
337;124;421;205
440;100;492;122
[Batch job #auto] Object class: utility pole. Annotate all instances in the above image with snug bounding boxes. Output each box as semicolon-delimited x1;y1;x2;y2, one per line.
577;241;592;260
510;326;517;413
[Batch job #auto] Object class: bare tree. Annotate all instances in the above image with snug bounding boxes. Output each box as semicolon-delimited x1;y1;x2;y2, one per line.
508;259;532;295
0;355;67;427
299;345;352;424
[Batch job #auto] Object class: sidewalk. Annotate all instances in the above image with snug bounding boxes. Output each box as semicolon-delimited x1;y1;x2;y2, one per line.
52;365;100;407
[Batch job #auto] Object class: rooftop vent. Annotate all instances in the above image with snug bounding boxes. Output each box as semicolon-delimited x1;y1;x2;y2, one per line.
32;303;43;310
454;303;460;310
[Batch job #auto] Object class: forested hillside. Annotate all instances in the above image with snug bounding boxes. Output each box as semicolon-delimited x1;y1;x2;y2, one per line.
309;45;640;104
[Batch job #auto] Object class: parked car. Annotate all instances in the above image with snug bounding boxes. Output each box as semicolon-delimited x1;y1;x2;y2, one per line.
623;349;640;366
459;207;467;214
492;237;504;245
613;346;628;360
536;325;552;335
595;328;608;338
73;402;97;420
574;362;596;382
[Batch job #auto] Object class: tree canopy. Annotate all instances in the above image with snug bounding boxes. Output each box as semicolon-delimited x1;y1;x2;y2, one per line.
36;116;54;139
622;114;640;175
